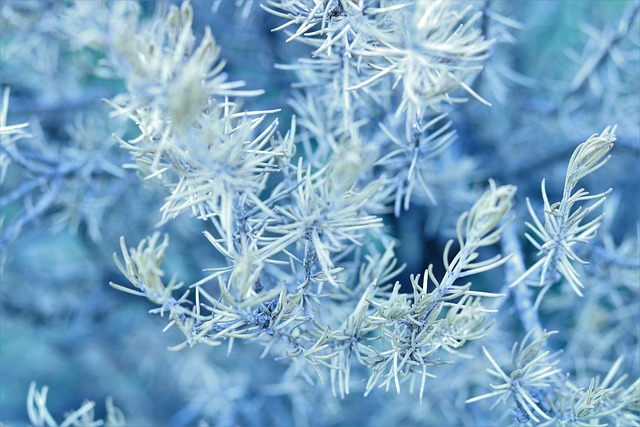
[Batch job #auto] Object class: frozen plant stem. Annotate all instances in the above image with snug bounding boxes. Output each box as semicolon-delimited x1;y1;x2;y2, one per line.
4;1;637;424
502;221;544;342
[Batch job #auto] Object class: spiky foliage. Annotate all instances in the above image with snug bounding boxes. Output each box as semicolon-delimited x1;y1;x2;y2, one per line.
1;1;638;426
27;383;125;427
468;331;640;426
361;181;515;399
264;0;491;215
112;181;515;400
511;127;616;305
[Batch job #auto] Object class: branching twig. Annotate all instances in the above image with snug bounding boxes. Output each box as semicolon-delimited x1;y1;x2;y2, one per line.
0;176;46;208
1;178;64;251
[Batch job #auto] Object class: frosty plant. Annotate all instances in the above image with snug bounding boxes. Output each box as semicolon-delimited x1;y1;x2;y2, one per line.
75;0;640;416
1;0;638;425
27;382;125;427
112;178;516;399
360;181;515;399
467;331;640;425
511;127;616;305
97;0;519;397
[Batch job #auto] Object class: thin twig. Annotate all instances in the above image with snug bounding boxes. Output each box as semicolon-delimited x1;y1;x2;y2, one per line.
0;178;64;252
0;143;52;175
0;177;45;208
502;221;544;341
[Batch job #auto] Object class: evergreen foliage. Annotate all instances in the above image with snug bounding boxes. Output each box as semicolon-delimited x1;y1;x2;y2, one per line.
1;1;638;426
